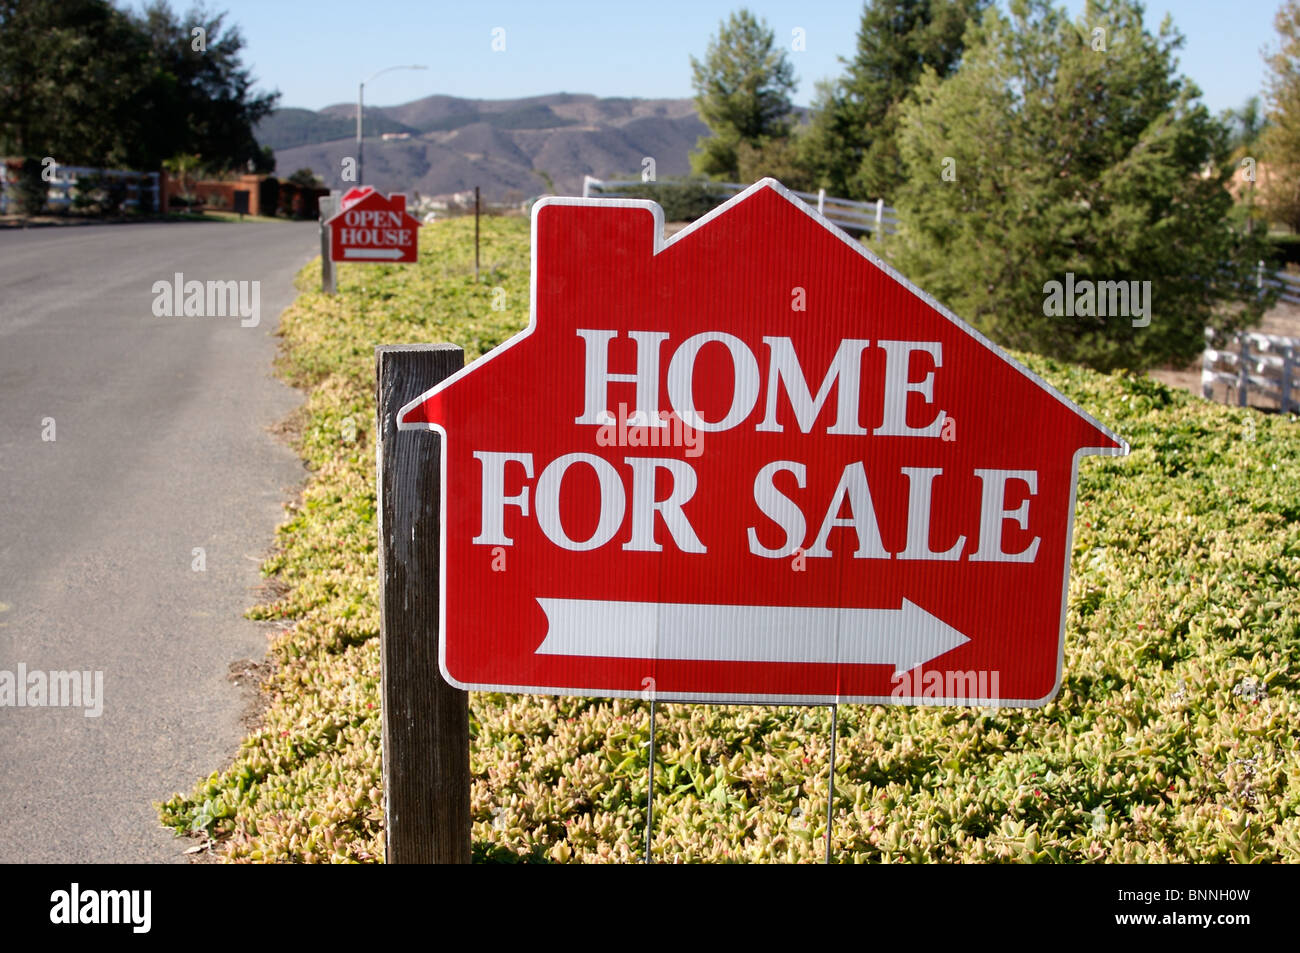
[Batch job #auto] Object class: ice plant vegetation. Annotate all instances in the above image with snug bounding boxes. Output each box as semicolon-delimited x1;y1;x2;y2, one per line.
159;216;1300;863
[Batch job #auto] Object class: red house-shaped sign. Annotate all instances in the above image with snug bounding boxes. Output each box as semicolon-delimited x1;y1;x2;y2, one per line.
328;189;419;263
340;186;376;211
398;179;1128;706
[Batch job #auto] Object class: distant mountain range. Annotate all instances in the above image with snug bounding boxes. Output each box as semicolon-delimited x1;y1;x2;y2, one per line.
256;93;710;201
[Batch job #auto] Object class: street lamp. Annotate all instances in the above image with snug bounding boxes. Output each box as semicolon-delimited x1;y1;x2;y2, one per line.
357;64;427;186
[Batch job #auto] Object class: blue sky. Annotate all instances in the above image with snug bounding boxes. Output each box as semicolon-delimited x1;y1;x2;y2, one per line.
150;0;1281;116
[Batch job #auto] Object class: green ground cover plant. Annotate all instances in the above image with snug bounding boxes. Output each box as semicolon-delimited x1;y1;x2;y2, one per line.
159;215;1300;863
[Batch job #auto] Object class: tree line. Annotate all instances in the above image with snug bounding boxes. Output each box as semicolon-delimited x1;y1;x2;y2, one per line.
0;0;276;174
686;0;1298;373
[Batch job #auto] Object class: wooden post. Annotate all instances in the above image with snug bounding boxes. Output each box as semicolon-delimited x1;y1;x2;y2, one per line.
1238;334;1250;408
376;344;470;864
1282;344;1294;414
320;193;337;295
474;186;481;283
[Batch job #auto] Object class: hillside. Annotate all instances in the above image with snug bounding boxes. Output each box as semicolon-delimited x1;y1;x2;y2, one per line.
257;93;708;200
258;106;420;151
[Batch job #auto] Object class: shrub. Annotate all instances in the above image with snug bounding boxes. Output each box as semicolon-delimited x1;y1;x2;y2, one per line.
71;173;130;216
16;157;48;215
1266;232;1300;269
609;177;724;222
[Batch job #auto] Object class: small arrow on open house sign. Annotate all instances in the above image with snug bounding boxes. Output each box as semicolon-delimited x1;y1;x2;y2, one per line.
396;178;1128;707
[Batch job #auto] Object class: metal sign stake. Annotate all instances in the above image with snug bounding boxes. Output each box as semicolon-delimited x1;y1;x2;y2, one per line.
825;703;838;865
645;698;656;864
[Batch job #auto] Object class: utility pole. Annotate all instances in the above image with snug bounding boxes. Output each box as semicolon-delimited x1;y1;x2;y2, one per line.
357;65;427;186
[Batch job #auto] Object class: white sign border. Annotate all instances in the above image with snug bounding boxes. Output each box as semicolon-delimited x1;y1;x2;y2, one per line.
396;178;1130;708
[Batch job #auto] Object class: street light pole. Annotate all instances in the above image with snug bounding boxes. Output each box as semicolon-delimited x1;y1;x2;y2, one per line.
356;64;427;187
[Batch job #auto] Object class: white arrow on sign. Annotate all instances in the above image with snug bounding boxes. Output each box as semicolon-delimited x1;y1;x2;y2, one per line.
535;598;969;673
343;247;405;259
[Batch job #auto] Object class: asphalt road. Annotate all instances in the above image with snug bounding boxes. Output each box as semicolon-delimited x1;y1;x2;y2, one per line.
0;220;318;862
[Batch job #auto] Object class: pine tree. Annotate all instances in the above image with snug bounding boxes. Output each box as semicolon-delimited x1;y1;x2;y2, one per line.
887;0;1268;372
737;135;817;190
689;9;796;179
800;0;987;200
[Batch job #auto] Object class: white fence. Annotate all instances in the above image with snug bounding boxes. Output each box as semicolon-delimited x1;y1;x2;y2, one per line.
1202;327;1298;412
581;176;897;238
0;163;160;214
1258;261;1300;305
1200;264;1300;412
